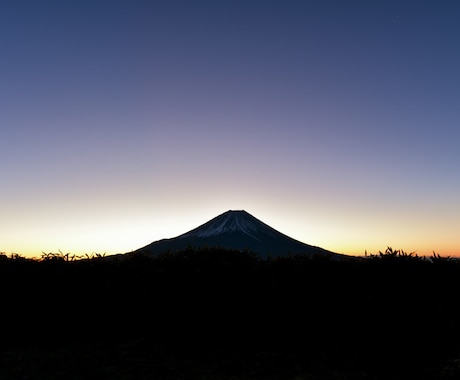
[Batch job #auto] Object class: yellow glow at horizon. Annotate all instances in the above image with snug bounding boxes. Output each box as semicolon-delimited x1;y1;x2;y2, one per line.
3;191;459;258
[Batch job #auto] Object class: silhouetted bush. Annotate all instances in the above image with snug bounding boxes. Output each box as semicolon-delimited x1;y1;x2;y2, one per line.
0;247;459;379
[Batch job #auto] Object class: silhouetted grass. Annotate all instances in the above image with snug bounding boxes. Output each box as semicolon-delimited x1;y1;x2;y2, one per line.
0;247;459;379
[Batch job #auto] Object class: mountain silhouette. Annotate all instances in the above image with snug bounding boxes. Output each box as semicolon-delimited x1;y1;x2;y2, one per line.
132;210;342;259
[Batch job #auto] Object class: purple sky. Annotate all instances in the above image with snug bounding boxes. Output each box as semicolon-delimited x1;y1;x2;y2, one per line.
2;1;459;257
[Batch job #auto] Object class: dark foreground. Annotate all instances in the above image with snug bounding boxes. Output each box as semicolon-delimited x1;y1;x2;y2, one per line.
1;248;460;379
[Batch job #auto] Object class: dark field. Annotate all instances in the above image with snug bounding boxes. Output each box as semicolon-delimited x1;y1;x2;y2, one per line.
1;248;460;379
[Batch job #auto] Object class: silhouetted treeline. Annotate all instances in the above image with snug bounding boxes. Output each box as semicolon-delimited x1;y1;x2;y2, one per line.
1;248;460;379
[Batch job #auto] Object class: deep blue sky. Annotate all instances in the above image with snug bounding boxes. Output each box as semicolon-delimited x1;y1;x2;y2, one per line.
2;1;459;257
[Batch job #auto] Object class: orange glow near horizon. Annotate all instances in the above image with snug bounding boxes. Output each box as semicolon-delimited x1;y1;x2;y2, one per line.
3;205;459;259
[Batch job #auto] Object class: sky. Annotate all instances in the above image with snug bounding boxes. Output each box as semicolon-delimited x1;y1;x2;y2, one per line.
1;1;459;258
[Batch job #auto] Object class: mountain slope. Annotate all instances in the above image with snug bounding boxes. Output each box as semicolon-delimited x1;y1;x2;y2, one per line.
132;210;342;259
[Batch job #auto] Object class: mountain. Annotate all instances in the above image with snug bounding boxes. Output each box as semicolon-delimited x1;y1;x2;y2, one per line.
131;210;343;259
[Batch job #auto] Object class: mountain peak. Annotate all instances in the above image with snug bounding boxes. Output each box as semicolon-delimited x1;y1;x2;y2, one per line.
180;210;262;239
133;210;342;259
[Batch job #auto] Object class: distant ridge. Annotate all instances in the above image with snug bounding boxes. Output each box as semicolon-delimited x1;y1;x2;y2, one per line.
131;210;343;259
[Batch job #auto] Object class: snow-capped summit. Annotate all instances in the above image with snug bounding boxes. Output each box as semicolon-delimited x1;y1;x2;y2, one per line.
132;210;342;259
180;210;268;239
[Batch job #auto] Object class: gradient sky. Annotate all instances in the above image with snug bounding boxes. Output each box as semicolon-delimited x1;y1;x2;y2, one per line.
2;1;459;258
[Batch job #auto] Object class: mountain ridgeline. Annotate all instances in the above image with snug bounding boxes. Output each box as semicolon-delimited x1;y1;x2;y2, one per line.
132;210;341;259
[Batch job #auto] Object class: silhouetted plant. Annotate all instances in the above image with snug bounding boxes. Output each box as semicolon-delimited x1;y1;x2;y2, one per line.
365;246;424;263
379;246;416;258
1;246;459;379
431;251;455;263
